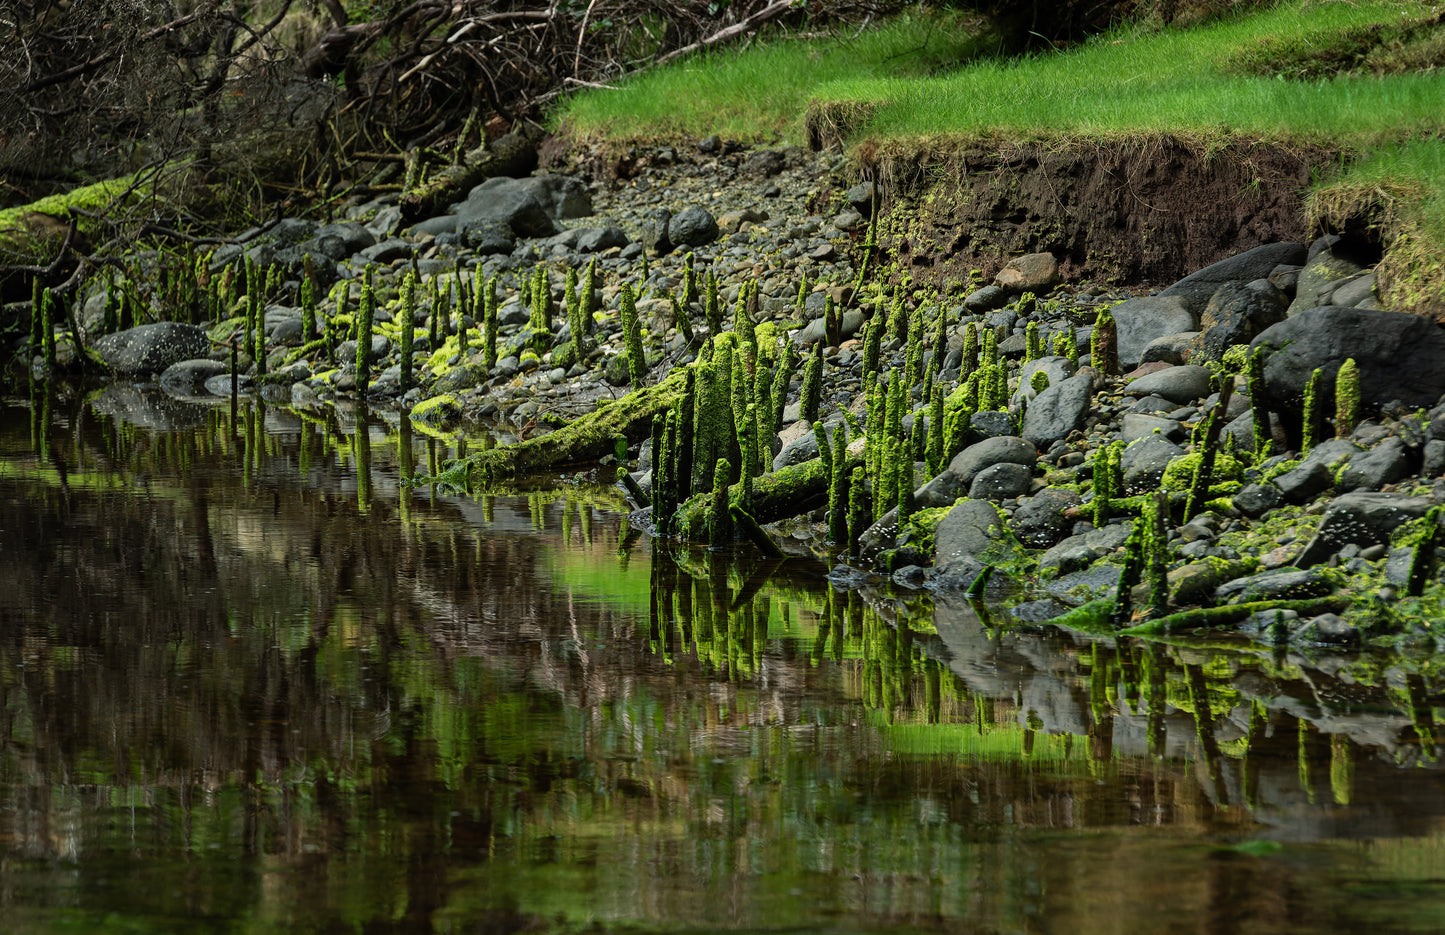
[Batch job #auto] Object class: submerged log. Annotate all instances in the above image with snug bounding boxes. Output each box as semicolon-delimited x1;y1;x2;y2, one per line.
672;453;864;541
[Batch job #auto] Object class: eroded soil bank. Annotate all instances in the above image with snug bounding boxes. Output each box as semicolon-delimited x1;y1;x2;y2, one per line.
850;136;1343;289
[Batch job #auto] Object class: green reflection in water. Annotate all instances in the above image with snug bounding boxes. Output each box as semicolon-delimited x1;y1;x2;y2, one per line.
3;392;1445;933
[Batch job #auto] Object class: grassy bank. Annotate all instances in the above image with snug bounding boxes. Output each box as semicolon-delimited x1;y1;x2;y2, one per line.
558;0;1444;304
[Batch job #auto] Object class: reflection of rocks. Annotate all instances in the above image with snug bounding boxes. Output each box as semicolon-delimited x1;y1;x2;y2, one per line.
89;383;213;431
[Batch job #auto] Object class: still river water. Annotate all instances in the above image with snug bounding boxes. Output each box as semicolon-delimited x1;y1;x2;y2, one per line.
5;382;1445;934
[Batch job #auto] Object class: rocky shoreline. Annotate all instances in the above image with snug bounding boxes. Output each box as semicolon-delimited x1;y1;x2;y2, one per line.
45;137;1445;648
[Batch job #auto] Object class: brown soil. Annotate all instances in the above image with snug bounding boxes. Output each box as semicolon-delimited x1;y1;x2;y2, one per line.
858;136;1341;290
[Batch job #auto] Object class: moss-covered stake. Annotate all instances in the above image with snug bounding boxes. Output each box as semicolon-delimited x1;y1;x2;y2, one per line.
40;287;56;371
828;425;849;545
1407;504;1444;597
709;457;732;547
1144;489;1170;619
895;436;913;526
619;282;646;389
1091;306;1119;376
1248;346;1271;459
483;274;499;369
1301;366;1324;454
398;269;417;392
1336;357;1360;439
800;340;823;425
1024;320;1041;363
704;271;723;336
356;265;375;391
848;466;867;560
301;256;318;342
925;384;945;475
1184;378;1233;521
1111;520;1145;624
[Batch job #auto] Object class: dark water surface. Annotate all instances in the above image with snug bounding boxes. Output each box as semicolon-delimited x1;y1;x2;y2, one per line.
5;384;1445;934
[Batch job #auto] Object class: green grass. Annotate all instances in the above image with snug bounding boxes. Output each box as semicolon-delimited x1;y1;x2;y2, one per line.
559;1;1443;147
555;10;994;142
813;1;1444;144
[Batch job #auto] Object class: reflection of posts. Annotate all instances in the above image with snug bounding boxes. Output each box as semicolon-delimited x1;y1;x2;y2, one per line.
354;410;372;514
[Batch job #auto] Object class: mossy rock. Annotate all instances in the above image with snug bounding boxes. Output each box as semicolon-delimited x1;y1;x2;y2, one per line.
411;394;461;425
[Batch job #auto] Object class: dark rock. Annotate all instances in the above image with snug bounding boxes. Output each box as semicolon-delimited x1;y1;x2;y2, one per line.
1293;491;1435;568
1020;373;1092;448
576;225;629;253
1191;278;1289;363
1038;524;1132;574
434;363;490;393
1119;413;1186;444
1111;296;1196;369
360;238;414;263
1221;409;1288;454
914;470;968;509
312;221;376;256
668;207;719;248
1010;599;1071;624
934;499;1013;567
964;285;1008;312
460;217;516;255
1330;273;1377;308
1140;331;1199;365
1337;436;1413;491
1215;567;1338;603
454;178;560;237
698;134;722;154
1121;362;1213;401
1290;613;1359;647
845;181;877;216
93;322;210;376
1014;356;1076;402
1287;243;1369;316
947;436;1037;487
1159;242;1307;315
1252;307;1445;411
1120;434;1184;493
1009;488;1081;549
968;410;1016;441
743;149;787;178
642;208;672;256
969;462;1033;500
1232;483;1282;518
159;358;229;395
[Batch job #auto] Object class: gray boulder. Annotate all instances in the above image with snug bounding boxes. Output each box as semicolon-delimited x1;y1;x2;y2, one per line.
1020;373;1093;448
1111;296;1196;369
454;177;560;237
1124;364;1213;404
1010;488;1081;549
1120;434;1184;493
1192;278;1289;363
934;499;1013;567
459;217;516;255
1337;436;1413;492
947;436;1037;487
93;322;210;376
1038;524;1132;575
1014;356;1076;402
1293;491;1435;568
577;225;630;253
1287;242;1369;316
1252;306;1445;411
914;470;968;509
1159;242;1307;315
668;207;720;248
969;462;1033;500
159;358;229;395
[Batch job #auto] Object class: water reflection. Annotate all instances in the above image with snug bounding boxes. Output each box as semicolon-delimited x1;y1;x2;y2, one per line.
2;386;1445;933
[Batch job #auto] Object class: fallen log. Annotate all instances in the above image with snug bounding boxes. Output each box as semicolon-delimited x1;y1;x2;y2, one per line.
398;126;544;225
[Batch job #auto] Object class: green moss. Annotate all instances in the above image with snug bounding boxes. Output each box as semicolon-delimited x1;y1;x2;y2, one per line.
1162;451;1244;491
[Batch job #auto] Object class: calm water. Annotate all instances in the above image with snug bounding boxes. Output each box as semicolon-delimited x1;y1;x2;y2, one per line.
4;383;1445;934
